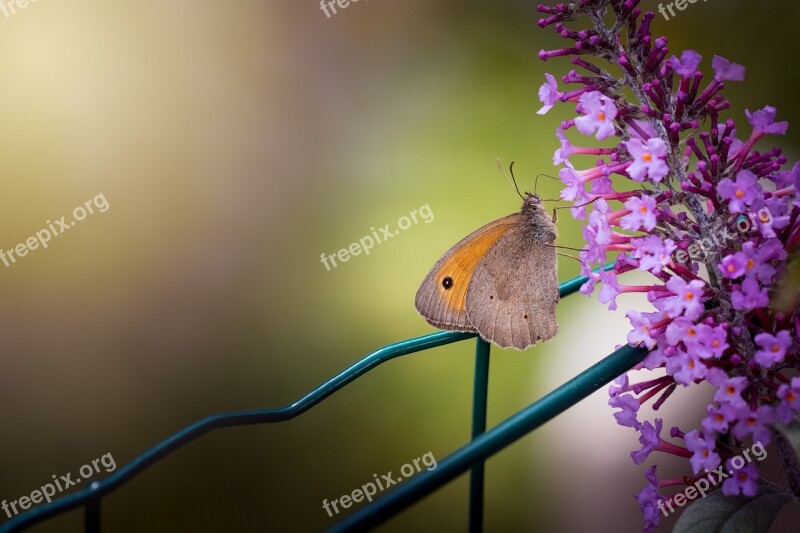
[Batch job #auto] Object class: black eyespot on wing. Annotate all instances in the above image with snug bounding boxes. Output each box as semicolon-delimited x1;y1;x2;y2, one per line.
442;276;453;290
524;314;528;319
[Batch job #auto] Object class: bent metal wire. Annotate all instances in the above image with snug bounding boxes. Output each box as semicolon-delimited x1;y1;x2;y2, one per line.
0;269;646;533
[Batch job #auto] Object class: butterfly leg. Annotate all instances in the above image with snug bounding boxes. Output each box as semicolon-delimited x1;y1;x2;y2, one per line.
556;251;580;262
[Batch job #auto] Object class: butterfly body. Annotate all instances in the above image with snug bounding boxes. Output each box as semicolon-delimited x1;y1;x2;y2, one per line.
415;193;559;350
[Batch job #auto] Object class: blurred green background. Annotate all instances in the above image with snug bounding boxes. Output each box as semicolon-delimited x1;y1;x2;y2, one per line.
1;0;799;531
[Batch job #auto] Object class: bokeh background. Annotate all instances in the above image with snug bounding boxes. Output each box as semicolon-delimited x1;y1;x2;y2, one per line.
1;0;799;531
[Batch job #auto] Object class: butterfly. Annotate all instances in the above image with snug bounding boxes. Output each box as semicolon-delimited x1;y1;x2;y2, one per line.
415;191;559;350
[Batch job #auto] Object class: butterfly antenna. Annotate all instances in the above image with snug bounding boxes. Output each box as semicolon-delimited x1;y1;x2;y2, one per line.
497;158;525;200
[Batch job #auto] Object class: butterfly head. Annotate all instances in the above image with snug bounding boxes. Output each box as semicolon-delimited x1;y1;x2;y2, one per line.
523;192;543;209
520;192;557;240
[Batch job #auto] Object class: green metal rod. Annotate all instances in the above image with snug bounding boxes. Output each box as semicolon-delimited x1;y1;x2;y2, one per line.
326;344;647;532
0;269;605;533
0;330;475;533
469;338;491;533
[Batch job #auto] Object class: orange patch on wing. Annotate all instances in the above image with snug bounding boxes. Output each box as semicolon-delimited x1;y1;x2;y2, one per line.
434;220;516;317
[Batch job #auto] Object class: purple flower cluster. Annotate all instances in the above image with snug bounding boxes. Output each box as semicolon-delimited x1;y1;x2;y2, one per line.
537;1;799;531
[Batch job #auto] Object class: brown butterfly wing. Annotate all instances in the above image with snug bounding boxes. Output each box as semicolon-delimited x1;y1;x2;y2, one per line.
465;225;559;350
415;214;521;332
